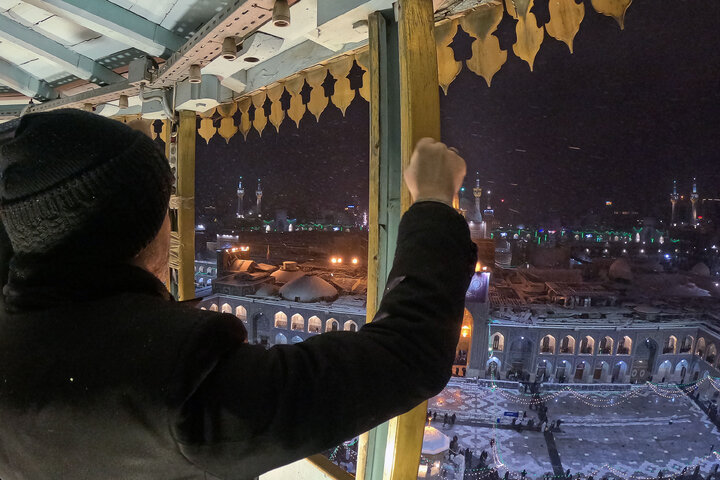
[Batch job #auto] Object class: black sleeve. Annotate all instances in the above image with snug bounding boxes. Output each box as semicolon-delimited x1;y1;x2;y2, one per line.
174;202;477;479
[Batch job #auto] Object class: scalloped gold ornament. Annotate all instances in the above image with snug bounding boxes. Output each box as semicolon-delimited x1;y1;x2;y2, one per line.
328;56;356;115
305;66;329;122
251;91;268;136
285;75;307;128
461;4;507;87
546;0;585;53
591;0;632;29
435;19;462;94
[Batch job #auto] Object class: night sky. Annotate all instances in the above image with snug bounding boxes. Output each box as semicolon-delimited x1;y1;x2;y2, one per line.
196;0;720;225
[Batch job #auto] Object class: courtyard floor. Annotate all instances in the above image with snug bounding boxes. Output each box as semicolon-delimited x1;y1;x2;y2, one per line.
426;378;720;479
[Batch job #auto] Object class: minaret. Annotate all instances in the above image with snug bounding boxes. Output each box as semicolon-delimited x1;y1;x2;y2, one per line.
256;178;263;217
473;172;483;220
691;177;699;226
670;179;678;225
236;176;245;218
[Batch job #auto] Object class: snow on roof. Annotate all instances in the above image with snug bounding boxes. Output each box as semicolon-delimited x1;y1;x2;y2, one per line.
270;269;305;284
421;426;450;455
279;275;338;303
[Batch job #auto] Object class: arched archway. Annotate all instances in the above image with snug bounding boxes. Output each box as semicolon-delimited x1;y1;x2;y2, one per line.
593;361;610;383
574;361;590;383
631;338;658;383
486;357;502;377
344;320;358;332
455;310;473;368
235;305;247;322
598;337;613;355
656;360;673;383
326;318;339;332
695;338;707;357
559;336;575;354
507;337;533;380
221;303;232;314
706;344;717;364
491;333;505;351
555;360;572;383
209;303;218;312
291;335;303;343
275;333;288;345
536;359;553;381
540;335;556;354
680;335;694;354
617;336;632;355
291;314;305;331
674;359;689;383
274;311;287;329
612;361;628;383
663;336;677;355
308;316;321;333
580;336;595;355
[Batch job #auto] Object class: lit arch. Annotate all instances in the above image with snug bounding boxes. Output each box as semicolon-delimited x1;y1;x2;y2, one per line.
275;333;287;345
235;305;247;322
326;318;339;332
209;303;218;312
599;336;613;355
540;335;556;354
274;311;288;329
580;336;595;355
560;336;575;354
221;303;232;314
617;336;632;355
344;320;358;332
200;307;207;310
663;336;677;354
705;344;717;364
291;314;305;331
680;335;694;354
491;333;505;352
291;336;303;344
308;316;322;333
696;337;707;357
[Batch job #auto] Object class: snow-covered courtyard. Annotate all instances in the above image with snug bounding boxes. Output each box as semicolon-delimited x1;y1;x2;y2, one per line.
425;378;720;479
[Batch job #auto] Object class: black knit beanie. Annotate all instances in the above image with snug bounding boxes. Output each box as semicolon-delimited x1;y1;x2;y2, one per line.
0;109;173;262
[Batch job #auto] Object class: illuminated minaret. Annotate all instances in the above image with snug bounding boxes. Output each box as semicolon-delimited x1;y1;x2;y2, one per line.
670;180;678;225
236;176;245;218
256;178;263;217
473;172;483;219
691;177;699;226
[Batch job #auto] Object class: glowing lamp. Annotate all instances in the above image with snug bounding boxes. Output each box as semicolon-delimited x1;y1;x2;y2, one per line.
352;258;359;265
240;246;250;252
331;258;337;264
337;258;343;264
461;325;470;338
475;262;482;272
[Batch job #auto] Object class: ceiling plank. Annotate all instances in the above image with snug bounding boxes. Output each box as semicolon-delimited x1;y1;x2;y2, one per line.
23;0;184;58
0;58;59;100
0;14;125;85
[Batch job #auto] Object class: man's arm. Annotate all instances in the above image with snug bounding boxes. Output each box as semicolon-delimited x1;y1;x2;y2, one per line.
174;139;477;478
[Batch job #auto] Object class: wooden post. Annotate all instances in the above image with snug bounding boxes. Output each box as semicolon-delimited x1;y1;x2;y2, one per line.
170;110;196;301
384;0;441;478
358;1;441;479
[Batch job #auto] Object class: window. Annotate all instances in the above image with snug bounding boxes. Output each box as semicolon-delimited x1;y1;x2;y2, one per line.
705;343;716;364
579;336;595;355
274;311;287;329
663;336;677;354
308;316;322;333
221;303;231;314
680;336;694;354
326;318;339;332
540;335;555;354
291;314;305;331
560;336;575;354
599;336;613;355
235;305;247;322
695;337;706;357
491;333;505;351
617;336;632;355
209;303;218;312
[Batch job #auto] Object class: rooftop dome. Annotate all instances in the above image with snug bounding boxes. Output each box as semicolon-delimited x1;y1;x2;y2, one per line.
270;269;305;284
279;275;338;303
690;262;711;277
609;258;633;282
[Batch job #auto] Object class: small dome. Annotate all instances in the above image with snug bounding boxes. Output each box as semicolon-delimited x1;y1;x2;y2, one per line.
270;269;305;284
609;258;633;282
690;262;710;277
279;275;338;303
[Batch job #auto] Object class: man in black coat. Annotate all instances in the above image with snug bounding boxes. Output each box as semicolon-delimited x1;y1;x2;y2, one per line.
0;110;476;479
